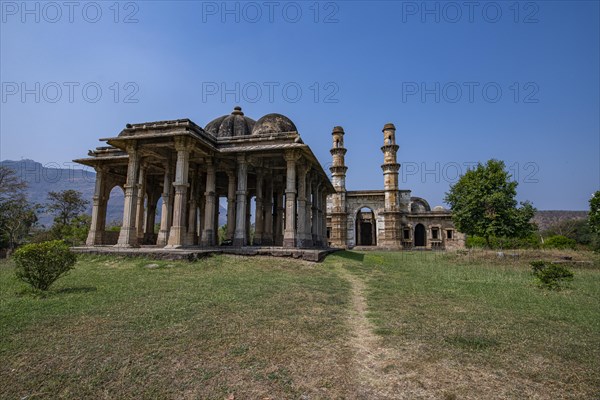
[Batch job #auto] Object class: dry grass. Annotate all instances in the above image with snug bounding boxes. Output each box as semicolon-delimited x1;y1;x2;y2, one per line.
323;250;600;399
1;250;599;399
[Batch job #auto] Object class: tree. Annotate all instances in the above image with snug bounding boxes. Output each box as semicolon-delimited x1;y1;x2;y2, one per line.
589;191;600;250
589;191;600;234
0;165;26;202
444;159;536;247
46;190;89;227
0;165;38;252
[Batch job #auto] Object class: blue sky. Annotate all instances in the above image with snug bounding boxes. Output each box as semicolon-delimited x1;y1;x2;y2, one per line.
1;0;599;210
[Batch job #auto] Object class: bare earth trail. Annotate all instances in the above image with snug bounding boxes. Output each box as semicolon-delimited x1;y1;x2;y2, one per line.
339;268;412;399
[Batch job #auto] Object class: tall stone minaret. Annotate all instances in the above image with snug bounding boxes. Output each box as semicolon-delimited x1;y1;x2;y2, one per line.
329;126;348;248
381;123;400;211
380;123;402;248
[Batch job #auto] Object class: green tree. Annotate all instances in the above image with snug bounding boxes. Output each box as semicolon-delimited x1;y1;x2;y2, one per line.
46;190;89;244
47;190;89;227
589;191;600;250
589;191;600;233
444;159;536;247
0;165;39;252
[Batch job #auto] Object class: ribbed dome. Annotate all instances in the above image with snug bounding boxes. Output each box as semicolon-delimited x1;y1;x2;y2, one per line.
252;113;297;135
205;106;256;138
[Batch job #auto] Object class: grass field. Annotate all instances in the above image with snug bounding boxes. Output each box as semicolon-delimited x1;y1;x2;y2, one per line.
1;250;598;399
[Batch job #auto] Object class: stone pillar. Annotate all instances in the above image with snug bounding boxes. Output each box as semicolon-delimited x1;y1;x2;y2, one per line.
283;150;300;247
157;161;173;246
254;169;264;245
296;164;309;248
167;138;190;247
198;194;205;244
86;166;108;246
263;174;274;245
321;191;328;246
246;196;252;243
214;194;220;242
145;189;158;239
311;180;319;246
233;155;248;246
201;159;217;246
226;170;236;240
304;174;314;248
135;164;147;242
117;143;140;247
187;172;198;245
274;187;284;246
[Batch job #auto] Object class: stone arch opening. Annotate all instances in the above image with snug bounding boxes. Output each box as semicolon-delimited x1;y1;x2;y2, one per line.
104;185;125;245
414;223;426;247
355;207;376;246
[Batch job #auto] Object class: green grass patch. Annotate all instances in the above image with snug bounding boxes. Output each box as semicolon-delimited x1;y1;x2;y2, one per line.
323;250;600;399
0;254;352;399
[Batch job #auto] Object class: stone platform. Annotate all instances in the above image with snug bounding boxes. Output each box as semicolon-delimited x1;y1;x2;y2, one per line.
71;246;338;262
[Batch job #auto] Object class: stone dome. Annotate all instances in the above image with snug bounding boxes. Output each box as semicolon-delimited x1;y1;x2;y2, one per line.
252;113;297;135
433;205;447;212
205;106;256;138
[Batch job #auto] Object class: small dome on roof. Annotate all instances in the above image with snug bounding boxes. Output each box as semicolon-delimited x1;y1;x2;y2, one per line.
433;206;447;212
205;106;255;138
252;113;297;135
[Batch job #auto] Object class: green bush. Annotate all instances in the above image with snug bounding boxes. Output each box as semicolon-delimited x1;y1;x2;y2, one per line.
466;235;541;249
13;240;77;291
530;260;574;290
543;235;577;250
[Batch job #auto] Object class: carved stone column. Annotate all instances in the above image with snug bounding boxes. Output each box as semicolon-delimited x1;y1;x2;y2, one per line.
304;173;314;248
234;155;248;246
275;185;284;246
167;137;190;248
263;172;273;245
226;170;236;240
311;180;319;247
86;166;108;246
296;164;308;248
201;159;216;246
157;160;173;246
254;169;264;245
135;164;148;242
187;171;198;245
283;150;300;247
117;143;140;247
145;188;159;242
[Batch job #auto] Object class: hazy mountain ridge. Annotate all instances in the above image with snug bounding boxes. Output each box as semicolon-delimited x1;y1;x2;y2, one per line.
1;159;227;227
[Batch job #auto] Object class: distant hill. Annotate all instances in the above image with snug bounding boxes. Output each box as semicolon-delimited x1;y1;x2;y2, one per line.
533;210;588;232
1;159;227;228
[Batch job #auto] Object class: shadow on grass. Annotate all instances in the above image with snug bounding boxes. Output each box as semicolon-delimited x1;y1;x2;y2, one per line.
16;286;98;298
334;251;365;263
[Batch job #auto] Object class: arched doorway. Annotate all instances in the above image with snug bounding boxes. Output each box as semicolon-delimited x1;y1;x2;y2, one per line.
355;207;376;246
414;223;426;247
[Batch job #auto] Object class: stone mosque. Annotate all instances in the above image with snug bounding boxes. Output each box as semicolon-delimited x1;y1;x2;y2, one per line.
75;106;464;252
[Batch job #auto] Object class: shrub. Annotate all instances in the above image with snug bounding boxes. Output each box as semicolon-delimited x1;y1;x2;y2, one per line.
543;235;577;250
530;260;574;290
13;240;77;291
466;235;541;249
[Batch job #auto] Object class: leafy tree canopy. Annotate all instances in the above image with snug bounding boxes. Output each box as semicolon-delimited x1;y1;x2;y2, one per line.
444;159;536;246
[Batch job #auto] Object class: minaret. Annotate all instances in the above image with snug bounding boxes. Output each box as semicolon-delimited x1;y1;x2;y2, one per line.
381;123;400;211
380;123;402;248
328;126;348;248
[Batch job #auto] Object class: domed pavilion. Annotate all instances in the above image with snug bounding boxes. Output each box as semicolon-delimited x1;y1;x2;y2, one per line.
75;106;333;249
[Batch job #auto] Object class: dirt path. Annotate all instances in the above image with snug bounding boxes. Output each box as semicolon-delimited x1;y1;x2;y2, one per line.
340;269;405;399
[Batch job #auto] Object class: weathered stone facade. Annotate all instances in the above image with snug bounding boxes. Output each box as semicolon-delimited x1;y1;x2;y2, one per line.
76;107;333;249
326;125;465;250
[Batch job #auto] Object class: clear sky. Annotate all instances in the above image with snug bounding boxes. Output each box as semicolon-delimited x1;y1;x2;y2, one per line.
1;0;599;210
